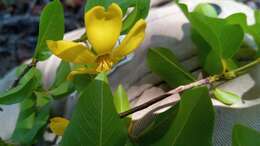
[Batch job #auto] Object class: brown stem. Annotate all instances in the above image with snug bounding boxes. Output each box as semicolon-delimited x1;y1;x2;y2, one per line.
119;77;213;118
119;58;260;118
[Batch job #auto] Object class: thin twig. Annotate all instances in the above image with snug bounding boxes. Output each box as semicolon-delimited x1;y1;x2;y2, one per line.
119;58;260;118
119;77;214;118
11;59;38;88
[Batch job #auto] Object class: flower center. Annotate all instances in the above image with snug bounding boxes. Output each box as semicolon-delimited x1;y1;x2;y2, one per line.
96;54;114;72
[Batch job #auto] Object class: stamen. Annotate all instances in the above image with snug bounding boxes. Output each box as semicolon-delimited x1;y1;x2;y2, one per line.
96;55;114;72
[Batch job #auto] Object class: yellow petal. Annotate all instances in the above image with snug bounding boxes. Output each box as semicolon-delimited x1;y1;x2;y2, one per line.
49;117;69;136
47;40;97;64
112;19;146;60
67;67;98;80
85;3;122;55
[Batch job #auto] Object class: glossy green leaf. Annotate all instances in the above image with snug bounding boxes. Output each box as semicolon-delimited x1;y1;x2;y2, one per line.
61;78;128;146
213;88;241;105
248;11;260;49
0;68;40;105
85;0;108;11
0;138;13;146
232;124;260;146
95;72;109;83
255;10;260;24
153;87;215;146
179;3;244;59
204;50;224;74
49;61;74;99
191;29;223;74
49;82;73;99
85;0;130;14
226;13;248;32
11;95;51;144
204;52;237;74
192;28;238;74
181;3;241;74
147;48;195;87
51;61;71;89
34;0;64;61
194;3;218;17
113;84;130;113
73;74;94;91
122;0;150;33
137;104;179;145
249;25;260;48
125;138;139;146
15;64;28;76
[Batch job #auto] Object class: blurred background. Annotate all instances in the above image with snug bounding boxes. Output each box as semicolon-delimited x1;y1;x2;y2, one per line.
0;0;86;77
0;0;259;78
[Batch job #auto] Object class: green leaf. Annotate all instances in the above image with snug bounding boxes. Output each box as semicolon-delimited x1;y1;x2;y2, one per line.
122;0;150;33
35;91;52;107
11;95;51;144
191;29;223;74
0;68;40;105
249;24;260;49
153;87;215;146
15;64;28;76
0;138;13;146
255;10;260;24
213;88;241;105
248;11;260;49
194;3;218;18
113;84;130;113
61;79;128;146
85;0;107;11
137;104;179;145
179;3;244;59
85;0;130;14
95;72;109;84
226;13;248;32
191;27;238;75
34;0;64;61
122;0;137;7
125;138;139;146
180;3;242;74
73;74;94;91
49;61;74;99
232;124;260;146
49;82;74;99
51;61;71;89
204;50;223;74
147;48;195;87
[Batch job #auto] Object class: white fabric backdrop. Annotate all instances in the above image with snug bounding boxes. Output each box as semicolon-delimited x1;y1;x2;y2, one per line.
0;0;259;145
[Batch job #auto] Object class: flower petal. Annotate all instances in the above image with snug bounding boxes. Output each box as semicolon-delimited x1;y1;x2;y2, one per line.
47;40;96;64
49;117;69;136
112;19;146;60
85;3;122;55
67;67;98;80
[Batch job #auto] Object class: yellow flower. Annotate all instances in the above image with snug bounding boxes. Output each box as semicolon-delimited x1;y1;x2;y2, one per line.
47;3;147;79
49;117;69;136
